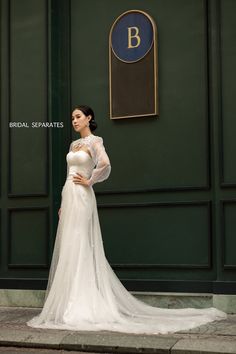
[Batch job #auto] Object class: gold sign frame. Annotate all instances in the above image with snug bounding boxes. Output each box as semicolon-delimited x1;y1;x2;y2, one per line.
109;9;158;119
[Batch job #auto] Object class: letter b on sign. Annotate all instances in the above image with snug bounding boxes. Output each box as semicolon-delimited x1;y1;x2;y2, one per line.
128;27;141;48
111;11;154;63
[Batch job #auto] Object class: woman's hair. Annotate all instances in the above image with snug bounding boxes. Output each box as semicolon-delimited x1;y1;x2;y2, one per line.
74;105;97;132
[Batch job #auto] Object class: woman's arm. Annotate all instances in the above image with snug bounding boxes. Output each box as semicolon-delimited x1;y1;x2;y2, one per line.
87;136;111;187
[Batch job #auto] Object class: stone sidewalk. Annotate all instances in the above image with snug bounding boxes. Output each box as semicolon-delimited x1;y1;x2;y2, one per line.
0;307;236;353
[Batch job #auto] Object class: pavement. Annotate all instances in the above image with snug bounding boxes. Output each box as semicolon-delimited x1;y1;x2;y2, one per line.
0;307;236;354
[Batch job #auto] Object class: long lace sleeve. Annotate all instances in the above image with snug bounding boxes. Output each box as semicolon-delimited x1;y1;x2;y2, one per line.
87;136;111;187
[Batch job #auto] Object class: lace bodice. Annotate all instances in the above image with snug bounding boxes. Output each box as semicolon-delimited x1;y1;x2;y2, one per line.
67;134;111;187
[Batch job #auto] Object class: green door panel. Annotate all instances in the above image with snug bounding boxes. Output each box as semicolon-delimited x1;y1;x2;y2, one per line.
0;0;51;285
8;208;49;267
71;0;209;192
220;0;236;186
100;203;211;268
9;0;48;196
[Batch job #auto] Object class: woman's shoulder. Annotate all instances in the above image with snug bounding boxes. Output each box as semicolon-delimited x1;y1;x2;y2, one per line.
83;134;104;145
91;134;103;143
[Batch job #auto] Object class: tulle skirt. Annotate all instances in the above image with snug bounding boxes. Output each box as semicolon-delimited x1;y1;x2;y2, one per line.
27;179;227;334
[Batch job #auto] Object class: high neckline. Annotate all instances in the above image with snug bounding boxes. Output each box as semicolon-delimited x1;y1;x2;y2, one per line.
72;134;95;146
79;134;94;140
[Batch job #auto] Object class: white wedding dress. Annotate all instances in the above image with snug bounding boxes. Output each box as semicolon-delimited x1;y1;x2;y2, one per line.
27;134;226;334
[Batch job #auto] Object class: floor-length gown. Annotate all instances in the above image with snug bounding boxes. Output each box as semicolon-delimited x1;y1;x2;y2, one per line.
27;134;227;334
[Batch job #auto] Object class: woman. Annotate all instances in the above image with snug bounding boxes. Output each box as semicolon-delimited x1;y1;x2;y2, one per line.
27;105;226;334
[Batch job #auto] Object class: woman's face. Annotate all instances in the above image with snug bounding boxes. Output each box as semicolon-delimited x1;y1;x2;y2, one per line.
72;109;91;132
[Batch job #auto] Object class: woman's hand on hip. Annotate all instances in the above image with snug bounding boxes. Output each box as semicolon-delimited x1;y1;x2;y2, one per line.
73;173;89;186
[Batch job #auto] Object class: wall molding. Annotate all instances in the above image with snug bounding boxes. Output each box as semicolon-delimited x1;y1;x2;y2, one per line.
220;199;236;269
7;206;50;269
7;0;49;197
218;0;236;188
98;200;212;270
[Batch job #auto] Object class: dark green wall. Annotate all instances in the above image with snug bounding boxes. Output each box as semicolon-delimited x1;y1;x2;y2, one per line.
0;0;51;287
0;0;236;293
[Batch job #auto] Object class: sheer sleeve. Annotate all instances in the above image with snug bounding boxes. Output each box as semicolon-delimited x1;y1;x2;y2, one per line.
87;136;111;187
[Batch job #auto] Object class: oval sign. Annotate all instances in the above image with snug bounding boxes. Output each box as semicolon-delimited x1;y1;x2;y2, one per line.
111;11;154;63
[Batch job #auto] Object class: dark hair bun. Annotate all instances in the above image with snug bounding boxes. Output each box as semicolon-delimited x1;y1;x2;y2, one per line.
74;104;97;131
89;119;97;131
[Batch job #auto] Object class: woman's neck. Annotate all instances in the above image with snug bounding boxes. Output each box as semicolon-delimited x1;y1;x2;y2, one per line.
80;128;92;138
